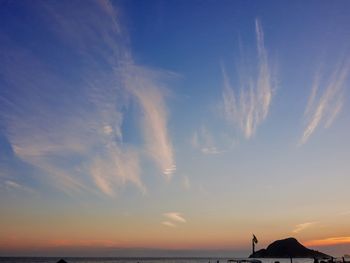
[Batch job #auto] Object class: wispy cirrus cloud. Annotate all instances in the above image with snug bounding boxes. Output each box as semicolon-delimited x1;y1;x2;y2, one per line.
90;146;145;197
292;222;317;233
123;66;176;177
163;212;186;223
1;180;36;195
0;0;175;196
300;60;349;145
222;19;275;139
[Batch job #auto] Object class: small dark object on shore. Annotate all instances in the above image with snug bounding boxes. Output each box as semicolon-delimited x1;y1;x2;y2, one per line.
275;261;280;263
57;259;68;263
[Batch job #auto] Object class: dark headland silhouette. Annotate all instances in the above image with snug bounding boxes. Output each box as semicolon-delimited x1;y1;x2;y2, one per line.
249;237;331;258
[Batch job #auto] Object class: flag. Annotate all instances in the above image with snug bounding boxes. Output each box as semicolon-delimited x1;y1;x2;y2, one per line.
253;234;258;244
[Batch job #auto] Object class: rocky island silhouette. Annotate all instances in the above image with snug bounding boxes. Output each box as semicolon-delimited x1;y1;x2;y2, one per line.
249;237;331;258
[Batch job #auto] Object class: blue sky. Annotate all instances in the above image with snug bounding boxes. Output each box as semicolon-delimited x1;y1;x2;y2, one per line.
0;0;350;257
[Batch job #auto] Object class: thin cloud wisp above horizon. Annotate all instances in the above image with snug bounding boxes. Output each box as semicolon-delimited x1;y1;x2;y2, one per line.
162;212;186;227
222;19;275;139
122;66;176;178
300;60;349;145
293;222;318;234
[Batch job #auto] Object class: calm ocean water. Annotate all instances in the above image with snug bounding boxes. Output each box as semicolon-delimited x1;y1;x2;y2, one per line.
0;258;314;263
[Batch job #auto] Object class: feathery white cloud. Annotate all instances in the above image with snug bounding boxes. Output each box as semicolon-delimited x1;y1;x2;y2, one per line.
90;147;145;197
293;222;317;233
123;66;176;178
0;0;175;196
222;19;274;139
163;212;186;223
300;61;349;145
2;180;36;195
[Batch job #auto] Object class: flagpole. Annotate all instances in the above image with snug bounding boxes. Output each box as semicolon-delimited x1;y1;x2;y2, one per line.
252;234;258;256
252;239;255;255
252;235;255;255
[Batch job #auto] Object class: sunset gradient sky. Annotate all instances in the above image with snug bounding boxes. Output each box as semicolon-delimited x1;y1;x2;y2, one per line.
1;0;350;257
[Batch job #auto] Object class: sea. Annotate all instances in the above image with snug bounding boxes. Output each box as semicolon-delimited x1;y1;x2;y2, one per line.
0;258;315;263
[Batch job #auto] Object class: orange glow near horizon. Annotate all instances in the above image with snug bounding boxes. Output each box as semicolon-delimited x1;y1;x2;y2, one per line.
305;236;350;247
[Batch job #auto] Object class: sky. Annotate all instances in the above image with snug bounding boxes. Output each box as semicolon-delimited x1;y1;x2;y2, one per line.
0;0;350;257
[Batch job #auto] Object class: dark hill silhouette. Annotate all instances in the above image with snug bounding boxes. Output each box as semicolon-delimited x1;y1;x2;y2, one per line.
249;237;331;258
56;260;68;263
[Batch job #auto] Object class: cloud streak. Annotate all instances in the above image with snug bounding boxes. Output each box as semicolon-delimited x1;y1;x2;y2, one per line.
123;66;176;177
292;222;317;233
0;0;175;196
90;146;145;197
222;19;274;139
2;180;36;195
300;61;349;145
163;212;186;223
